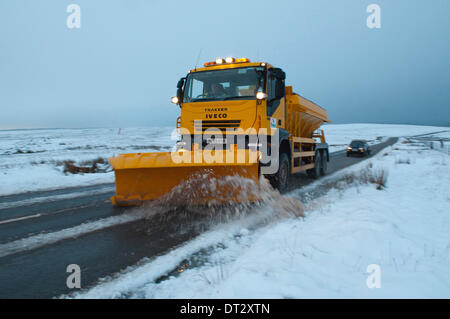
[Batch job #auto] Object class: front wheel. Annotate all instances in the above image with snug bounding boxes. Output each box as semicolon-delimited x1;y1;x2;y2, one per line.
269;152;290;192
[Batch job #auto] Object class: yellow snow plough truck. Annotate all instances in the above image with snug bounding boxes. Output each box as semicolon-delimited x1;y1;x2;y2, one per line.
109;58;329;206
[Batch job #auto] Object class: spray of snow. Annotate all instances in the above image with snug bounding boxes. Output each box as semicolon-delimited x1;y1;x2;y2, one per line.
133;172;304;237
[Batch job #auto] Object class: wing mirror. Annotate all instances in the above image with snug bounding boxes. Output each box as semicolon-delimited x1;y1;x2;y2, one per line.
272;68;286;80
177;77;185;89
171;78;185;105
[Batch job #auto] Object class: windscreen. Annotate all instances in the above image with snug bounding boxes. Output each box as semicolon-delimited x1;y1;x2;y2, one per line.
183;67;265;103
350;141;365;147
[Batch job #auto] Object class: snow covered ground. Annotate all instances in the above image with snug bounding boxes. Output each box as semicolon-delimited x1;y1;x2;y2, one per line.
70;136;450;299
408;131;450;155
0;124;448;196
0;127;174;196
322;123;450;153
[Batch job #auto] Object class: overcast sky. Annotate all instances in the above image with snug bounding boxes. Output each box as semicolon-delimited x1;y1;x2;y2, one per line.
0;0;449;129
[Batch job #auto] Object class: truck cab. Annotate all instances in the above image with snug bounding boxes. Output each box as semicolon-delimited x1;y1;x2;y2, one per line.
172;58;286;138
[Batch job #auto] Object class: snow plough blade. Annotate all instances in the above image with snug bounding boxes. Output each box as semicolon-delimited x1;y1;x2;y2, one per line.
109;150;260;206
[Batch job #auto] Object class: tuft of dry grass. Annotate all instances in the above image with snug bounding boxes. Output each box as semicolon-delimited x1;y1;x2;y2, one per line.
339;164;388;190
396;158;411;165
58;157;110;174
30;160;47;165
14;149;35;154
80;157;107;166
372;168;388;190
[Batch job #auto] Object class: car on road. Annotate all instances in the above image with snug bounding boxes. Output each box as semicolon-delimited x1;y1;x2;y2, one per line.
347;140;371;157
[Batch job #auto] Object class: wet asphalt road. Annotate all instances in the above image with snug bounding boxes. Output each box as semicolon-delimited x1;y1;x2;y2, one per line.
0;137;397;298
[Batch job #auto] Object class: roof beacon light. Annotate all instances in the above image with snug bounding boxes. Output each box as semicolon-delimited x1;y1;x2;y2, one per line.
235;58;250;63
204;57;249;67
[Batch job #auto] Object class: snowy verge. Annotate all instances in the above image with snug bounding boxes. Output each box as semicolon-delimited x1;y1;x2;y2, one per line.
0;166;115;197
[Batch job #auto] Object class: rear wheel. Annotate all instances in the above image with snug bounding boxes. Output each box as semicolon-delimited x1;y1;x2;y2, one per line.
307;151;321;178
320;150;328;176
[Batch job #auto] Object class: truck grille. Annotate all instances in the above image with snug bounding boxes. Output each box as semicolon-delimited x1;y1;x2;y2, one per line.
194;120;241;132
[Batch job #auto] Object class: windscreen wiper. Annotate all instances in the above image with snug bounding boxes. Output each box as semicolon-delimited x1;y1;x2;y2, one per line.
221;96;254;101
191;98;217;102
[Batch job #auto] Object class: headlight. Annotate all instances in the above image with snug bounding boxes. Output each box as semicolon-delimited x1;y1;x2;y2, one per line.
215;58;224;64
256;91;267;100
171;96;179;104
225;57;234;63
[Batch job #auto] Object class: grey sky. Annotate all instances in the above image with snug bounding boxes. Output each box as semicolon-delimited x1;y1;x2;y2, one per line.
1;0;449;129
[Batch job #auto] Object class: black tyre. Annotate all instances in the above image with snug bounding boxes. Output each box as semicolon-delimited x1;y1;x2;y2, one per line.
320;150;328;176
269;152;290;192
307;151;321;179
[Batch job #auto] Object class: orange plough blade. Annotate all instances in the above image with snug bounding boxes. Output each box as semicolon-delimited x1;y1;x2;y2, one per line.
109;150;260;206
